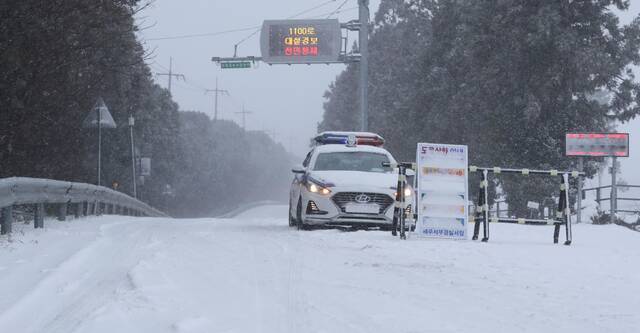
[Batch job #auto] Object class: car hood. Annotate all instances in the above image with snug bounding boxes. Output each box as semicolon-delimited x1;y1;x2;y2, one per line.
309;170;398;189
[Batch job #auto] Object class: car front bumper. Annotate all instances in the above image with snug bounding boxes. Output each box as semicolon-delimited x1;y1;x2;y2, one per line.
301;188;404;227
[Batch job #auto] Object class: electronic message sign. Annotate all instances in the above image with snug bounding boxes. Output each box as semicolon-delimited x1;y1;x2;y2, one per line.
565;133;629;157
260;19;342;64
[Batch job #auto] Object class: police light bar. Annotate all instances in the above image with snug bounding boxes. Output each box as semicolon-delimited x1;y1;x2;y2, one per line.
314;132;385;146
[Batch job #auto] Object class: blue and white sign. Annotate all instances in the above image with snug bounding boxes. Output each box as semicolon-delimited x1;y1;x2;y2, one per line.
415;143;469;239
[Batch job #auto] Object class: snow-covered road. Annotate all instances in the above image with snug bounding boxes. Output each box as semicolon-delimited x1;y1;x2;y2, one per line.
0;205;639;333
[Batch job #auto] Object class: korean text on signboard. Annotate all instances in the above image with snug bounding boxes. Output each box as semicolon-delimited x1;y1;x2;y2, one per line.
260;19;342;64
415;143;469;240
565;133;629;157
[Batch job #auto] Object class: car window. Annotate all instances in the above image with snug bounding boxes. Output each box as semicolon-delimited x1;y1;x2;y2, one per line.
302;150;313;167
313;152;392;173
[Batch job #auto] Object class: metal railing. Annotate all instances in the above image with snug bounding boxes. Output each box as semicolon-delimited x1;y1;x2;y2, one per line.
582;184;640;216
0;177;167;234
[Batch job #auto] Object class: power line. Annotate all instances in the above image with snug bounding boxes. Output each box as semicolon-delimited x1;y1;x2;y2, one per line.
145;0;339;43
145;26;260;41
287;0;338;19
312;6;358;19
326;0;351;18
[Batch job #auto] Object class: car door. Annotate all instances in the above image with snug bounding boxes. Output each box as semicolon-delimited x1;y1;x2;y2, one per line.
290;149;314;215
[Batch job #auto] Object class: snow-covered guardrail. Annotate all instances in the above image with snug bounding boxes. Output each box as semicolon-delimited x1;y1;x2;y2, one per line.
0;177;166;235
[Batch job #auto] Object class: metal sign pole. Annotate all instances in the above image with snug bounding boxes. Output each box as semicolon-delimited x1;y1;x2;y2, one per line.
129;116;137;198
611;156;617;224
577;156;583;223
97;107;102;186
358;0;369;132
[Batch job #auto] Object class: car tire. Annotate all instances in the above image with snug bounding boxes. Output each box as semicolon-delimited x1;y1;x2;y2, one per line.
288;200;296;227
296;197;308;231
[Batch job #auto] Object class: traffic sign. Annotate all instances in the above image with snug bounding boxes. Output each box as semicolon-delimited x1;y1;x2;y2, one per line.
260;19;342;64
221;61;251;69
82;97;117;129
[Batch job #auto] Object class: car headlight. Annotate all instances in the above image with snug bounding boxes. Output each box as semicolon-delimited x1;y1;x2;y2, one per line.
394;186;413;198
307;180;331;195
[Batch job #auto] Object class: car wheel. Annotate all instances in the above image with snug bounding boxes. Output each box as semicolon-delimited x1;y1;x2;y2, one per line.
288;200;296;227
296;197;307;231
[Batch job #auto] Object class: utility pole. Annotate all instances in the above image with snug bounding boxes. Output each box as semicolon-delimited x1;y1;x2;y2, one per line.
264;129;277;141
205;78;229;121
156;57;185;95
358;0;369;132
235;105;252;130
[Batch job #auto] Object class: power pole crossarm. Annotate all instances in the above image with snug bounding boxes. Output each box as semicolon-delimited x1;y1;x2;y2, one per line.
205;78;229;121
156;57;185;95
235;105;253;130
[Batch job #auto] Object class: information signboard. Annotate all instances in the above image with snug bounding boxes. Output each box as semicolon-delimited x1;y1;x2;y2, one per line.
260;19;342;64
565;133;629;157
415;143;469;239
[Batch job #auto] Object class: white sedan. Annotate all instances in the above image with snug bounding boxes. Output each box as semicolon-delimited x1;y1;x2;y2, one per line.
289;132;413;230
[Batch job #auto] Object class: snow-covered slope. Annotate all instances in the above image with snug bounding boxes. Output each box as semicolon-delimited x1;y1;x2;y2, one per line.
0;206;638;332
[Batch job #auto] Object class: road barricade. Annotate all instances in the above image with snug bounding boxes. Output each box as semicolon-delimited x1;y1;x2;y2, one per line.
469;167;584;245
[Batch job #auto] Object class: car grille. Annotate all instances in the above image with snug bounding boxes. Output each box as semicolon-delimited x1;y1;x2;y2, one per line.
331;192;394;214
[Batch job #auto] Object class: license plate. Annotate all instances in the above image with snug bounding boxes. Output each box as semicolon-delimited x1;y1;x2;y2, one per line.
345;203;379;214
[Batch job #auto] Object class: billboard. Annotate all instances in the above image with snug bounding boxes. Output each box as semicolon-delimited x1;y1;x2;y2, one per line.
565;133;629;157
260;19;342;64
415;143;469;240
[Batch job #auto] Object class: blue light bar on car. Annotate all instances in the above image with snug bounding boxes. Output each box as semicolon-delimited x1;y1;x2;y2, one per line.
314;132;385;146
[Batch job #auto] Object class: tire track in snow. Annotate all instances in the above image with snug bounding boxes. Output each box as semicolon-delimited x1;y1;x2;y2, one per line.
0;220;162;333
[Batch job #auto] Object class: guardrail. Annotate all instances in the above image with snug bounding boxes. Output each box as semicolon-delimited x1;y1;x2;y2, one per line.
0;177;167;235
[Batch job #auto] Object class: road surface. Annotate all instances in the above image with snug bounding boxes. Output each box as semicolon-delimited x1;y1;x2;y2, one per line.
0;205;638;332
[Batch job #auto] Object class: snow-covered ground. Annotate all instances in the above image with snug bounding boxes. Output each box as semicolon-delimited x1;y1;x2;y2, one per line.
0;205;638;333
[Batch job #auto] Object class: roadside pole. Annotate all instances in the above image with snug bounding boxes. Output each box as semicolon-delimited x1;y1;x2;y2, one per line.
577;156;583;223
358;0;369;132
611;156;617;224
129;115;137;198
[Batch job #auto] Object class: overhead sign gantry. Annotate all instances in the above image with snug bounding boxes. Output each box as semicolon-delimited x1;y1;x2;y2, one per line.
211;0;371;131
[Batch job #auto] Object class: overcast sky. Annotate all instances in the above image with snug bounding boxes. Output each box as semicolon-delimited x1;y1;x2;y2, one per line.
137;0;638;185
136;0;381;158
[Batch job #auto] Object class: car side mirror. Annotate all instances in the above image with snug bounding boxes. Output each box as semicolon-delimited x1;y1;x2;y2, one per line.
292;164;305;174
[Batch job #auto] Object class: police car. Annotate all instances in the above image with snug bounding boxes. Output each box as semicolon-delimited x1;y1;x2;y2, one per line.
289;132;413;230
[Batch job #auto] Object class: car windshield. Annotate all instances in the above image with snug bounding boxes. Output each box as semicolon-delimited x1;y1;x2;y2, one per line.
313;152;392;173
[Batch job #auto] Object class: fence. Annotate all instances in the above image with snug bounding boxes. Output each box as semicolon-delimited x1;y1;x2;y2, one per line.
582;184;640;217
469;167;584;245
0;177;166;235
